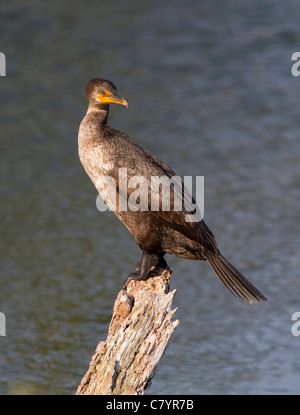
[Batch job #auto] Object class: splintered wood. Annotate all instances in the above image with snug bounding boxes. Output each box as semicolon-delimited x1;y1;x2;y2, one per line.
76;269;179;395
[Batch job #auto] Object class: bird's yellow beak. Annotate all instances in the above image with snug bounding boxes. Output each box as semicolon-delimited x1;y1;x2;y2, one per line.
96;90;128;108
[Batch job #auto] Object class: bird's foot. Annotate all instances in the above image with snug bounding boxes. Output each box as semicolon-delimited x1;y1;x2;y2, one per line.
122;269;161;290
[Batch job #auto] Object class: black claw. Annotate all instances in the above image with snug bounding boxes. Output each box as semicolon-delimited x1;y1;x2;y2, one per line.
122;272;139;289
123;251;169;289
123;269;163;289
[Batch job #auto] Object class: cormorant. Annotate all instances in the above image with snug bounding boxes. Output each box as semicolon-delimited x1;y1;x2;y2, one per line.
78;78;267;304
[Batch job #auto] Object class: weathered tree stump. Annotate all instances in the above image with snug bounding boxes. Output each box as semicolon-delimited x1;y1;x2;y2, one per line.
76;268;179;395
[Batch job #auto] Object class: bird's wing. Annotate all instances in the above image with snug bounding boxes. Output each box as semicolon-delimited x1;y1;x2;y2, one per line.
110;133;217;251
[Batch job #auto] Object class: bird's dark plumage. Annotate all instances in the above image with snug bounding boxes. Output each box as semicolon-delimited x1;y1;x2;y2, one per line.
78;78;267;304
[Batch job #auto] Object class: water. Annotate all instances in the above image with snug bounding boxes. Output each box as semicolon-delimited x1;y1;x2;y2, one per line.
1;0;300;395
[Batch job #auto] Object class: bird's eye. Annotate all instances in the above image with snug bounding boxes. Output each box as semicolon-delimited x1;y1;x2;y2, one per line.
100;90;106;95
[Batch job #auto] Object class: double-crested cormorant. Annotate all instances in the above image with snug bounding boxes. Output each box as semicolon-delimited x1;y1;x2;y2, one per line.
78;78;267;304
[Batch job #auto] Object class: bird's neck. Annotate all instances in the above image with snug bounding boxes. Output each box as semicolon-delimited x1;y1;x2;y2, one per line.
86;104;109;125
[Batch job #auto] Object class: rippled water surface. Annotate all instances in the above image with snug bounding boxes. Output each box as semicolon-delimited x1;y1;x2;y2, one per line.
1;0;300;395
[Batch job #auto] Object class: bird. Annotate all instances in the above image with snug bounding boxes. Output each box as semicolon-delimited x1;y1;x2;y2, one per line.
78;78;267;304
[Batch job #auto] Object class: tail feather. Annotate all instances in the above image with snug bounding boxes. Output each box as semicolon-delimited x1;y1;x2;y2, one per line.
207;254;267;304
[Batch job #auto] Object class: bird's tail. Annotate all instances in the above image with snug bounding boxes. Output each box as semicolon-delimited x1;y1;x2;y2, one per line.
207;253;267;304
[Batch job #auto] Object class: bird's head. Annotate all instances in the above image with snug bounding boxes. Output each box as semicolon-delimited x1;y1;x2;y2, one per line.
85;78;128;109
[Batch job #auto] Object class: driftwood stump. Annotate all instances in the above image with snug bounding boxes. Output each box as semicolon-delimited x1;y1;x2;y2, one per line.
76;268;179;395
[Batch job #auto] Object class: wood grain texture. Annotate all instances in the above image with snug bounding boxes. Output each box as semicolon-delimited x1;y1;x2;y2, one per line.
76;268;179;395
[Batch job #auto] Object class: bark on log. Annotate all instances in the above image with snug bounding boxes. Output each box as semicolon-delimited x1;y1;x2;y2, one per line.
76;268;179;395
